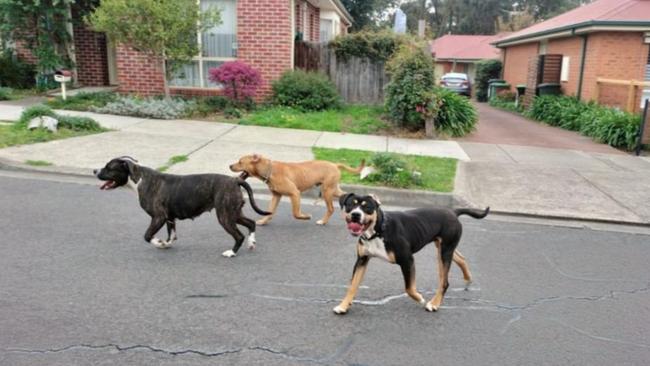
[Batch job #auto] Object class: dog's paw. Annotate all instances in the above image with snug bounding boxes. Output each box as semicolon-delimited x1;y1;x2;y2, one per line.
425;302;439;312
333;305;348;315
316;219;327;225
256;219;269;226
247;233;256;250
151;238;171;249
221;249;237;258
419;298;426;306
464;279;473;290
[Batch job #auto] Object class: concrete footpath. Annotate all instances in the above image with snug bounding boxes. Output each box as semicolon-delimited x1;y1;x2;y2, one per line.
1;103;649;225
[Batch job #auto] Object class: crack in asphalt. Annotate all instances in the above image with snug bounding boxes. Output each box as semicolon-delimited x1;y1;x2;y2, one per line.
4;335;359;365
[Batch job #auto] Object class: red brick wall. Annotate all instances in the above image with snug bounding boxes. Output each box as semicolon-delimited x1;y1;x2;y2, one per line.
73;17;109;86
502;42;539;92
237;0;293;98
13;39;37;65
115;44;165;96
295;1;319;42
547;36;583;96
582;31;648;112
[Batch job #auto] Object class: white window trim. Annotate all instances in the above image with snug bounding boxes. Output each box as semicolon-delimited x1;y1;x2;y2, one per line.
561;56;570;82
170;0;238;89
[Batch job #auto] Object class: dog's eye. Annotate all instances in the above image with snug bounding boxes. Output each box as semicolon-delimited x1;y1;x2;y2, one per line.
353;200;358;204
361;201;366;206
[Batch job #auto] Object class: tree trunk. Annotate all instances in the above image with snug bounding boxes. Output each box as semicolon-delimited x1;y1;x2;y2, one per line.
425;116;436;139
161;50;170;99
64;3;79;87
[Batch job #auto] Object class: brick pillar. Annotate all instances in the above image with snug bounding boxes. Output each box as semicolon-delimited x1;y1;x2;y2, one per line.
524;56;540;108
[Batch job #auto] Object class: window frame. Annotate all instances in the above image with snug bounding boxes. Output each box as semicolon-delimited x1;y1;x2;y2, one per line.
170;0;238;89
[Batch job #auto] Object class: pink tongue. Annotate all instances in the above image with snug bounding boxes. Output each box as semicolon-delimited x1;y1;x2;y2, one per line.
347;222;363;232
100;181;112;190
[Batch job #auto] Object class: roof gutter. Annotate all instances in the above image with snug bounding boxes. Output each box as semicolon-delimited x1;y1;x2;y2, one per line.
494;20;650;48
331;0;354;25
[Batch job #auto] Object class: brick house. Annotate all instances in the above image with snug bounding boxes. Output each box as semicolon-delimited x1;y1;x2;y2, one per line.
14;0;352;99
494;0;650;112
430;34;503;84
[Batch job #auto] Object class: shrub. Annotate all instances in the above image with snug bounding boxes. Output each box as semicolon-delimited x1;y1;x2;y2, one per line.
204;95;230;110
384;43;436;130
0;87;11;101
46;92;118;111
434;87;478;137
271;70;341;111
91;96;195;119
208;61;261;104
223;106;242;118
527;95;641;150
0;50;36;89
15;104;102;131
475;59;502;102
329;30;409;62
366;153;421;188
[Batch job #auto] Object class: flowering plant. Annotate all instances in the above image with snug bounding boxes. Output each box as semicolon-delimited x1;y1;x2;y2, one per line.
208;61;262;102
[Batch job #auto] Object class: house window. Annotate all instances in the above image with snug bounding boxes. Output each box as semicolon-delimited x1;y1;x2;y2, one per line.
320;19;333;42
169;0;237;88
561;56;570;82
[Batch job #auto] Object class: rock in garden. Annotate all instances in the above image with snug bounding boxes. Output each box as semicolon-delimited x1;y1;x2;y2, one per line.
28;116;58;132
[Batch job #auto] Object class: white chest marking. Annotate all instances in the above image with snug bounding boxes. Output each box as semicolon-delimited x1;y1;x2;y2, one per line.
360;237;393;263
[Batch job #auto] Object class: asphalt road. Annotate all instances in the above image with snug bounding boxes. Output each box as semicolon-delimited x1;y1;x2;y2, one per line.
1;172;649;365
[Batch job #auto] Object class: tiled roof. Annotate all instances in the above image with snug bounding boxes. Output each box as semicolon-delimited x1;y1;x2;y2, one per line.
496;0;650;46
430;34;505;60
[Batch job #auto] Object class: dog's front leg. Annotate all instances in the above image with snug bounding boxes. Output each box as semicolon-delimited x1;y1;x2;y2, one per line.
257;193;281;225
144;216;169;249
163;220;177;247
399;257;426;307
289;192;311;220
334;256;369;315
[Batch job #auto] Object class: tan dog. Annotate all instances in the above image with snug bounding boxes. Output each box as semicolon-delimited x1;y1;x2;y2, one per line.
230;154;365;225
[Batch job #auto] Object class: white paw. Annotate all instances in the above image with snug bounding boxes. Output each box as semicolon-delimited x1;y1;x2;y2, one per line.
221;249;237;258
425;303;439;312
256;219;268;226
316;219;326;225
151;238;171;249
464;279;473;290
247;233;256;250
333;305;348;315
419;298;426;306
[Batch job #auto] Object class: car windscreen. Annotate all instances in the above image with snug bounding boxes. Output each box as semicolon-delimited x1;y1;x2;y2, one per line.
442;77;467;83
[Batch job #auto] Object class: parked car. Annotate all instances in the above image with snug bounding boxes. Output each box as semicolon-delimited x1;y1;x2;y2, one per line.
440;73;471;96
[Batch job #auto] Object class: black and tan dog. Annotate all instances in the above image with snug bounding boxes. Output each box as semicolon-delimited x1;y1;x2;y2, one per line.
94;156;270;258
334;193;489;314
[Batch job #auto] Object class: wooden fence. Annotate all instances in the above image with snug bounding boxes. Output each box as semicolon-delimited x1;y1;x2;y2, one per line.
295;41;388;104
595;78;650;113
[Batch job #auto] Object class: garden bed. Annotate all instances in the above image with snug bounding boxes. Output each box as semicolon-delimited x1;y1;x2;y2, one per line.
312;147;457;193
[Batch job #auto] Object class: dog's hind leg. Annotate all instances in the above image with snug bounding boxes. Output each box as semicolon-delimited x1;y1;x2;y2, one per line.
218;212;246;258
236;215;257;250
452;250;472;288
257;193;281;226
316;186;336;225
426;238;454;312
400;257;426;306
144;216;169;249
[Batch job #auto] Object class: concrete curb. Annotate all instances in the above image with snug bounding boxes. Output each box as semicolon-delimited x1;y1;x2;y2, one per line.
2;157;648;227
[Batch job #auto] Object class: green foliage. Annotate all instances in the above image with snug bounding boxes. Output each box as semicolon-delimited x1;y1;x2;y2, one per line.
384;43;436;130
475;60;503;102
204;96;230;111
157;154;189;172
223;106;243;119
489;95;522;113
57;115;103;131
25;160;52;166
46;92;118;111
0;124;100;148
0;87;11;101
15;104;103;131
434;87;478;137
527;95;642;150
329;30;409;62
312;147;457;192
340;0;398;32
91;96;195;119
239;105;388;134
271;70;341;112
0;50;36;89
87;0;221;96
365;153;420;188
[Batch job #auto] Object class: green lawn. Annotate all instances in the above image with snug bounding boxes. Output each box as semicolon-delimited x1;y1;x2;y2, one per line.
45;92;117;111
0;88;41;101
0;124;101;148
313;147;457;193
238;105;390;134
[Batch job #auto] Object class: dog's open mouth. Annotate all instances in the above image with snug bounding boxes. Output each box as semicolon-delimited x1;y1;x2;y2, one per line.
100;180;116;190
346;219;371;236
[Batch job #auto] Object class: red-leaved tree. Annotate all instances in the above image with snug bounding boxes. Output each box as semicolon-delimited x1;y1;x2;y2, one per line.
208;61;262;103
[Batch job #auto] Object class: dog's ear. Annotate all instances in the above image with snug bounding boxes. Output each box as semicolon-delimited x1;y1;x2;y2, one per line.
252;154;261;163
368;193;382;206
339;193;354;209
121;159;142;183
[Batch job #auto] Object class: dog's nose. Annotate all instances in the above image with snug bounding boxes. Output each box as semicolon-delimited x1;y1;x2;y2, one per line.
351;212;361;222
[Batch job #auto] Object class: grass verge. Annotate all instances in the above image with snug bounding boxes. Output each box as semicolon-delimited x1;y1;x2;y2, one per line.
158;155;189;172
238;105;390;134
313;147;457;193
0;125;101;148
45;92;117;111
26;160;52;166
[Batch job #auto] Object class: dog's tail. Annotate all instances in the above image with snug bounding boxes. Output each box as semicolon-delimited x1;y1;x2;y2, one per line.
454;207;490;219
336;159;366;174
238;179;272;216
